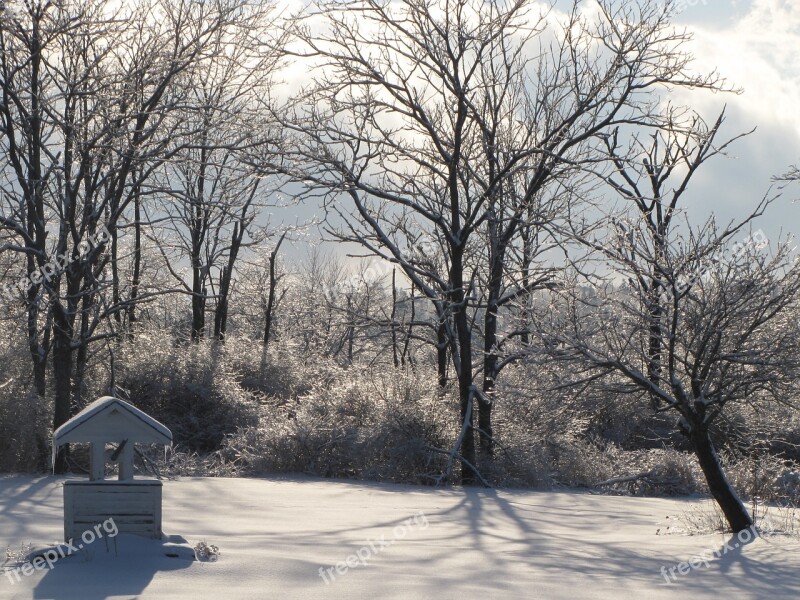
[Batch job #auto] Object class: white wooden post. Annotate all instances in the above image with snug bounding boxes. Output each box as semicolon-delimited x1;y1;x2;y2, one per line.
118;441;134;480
89;442;105;481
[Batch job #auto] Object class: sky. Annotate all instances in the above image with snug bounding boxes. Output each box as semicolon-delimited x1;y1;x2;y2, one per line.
667;0;800;246
271;0;800;263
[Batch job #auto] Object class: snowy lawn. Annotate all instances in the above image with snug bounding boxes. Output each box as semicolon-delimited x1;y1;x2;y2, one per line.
1;475;798;599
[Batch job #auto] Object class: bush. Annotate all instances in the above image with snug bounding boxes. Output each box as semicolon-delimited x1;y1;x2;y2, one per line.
722;451;800;504
0;323;50;472
533;440;700;496
0;387;51;472
2;315;798;507
221;336;342;399
219;367;454;484
116;331;260;453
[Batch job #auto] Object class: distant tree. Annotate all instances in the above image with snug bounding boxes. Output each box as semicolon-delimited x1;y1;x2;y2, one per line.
262;231;287;349
147;0;282;342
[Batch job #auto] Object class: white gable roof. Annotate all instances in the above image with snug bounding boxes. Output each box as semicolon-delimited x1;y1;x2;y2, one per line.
53;396;172;447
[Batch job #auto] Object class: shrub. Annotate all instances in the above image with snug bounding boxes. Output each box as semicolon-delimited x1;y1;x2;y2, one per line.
219;367;453;484
722;451;800;504
116;331;259;453
0;323;50;472
0;387;51;472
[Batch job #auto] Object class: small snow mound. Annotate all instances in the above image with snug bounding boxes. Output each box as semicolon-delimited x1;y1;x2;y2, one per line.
193;541;220;562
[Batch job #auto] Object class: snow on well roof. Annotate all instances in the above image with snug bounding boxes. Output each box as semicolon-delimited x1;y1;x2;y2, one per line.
53;396;173;447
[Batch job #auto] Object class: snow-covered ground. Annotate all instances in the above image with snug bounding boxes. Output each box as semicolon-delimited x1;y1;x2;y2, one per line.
1;475;798;599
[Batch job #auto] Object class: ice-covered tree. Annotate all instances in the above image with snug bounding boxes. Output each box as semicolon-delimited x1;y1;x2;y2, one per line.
531;115;800;531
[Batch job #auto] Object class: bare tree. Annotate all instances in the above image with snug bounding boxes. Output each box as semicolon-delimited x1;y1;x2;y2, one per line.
779;166;799;180
146;2;283;342
272;0;720;483
262;231;287;348
0;0;259;471
532;115;800;532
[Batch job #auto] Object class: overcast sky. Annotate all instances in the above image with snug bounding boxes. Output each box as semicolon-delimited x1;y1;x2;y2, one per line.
273;0;800;261
668;0;800;245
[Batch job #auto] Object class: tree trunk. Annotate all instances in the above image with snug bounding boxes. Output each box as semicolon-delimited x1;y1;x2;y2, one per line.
26;266;49;402
213;265;232;341
479;372;495;459
455;331;476;485
32;359;47;398
191;264;206;342
215;216;246;342
190;146;209;342
51;305;74;474
127;185;142;336
346;295;354;363
690;425;753;533
451;251;476;485
111;224;122;326
28;294;49;398
647;245;665;410
22;22;50;404
436;317;448;391
71;290;93;410
391;268;399;368
402;283;415;367
263;232;285;347
481;215;503;459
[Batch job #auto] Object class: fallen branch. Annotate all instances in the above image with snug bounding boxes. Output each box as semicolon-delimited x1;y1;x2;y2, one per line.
595;471;655;488
438;389;473;484
135;447;164;480
425;446;492;488
422;385;492;488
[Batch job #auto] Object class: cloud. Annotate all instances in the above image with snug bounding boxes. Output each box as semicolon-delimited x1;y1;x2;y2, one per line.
685;0;800;139
657;0;800;238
